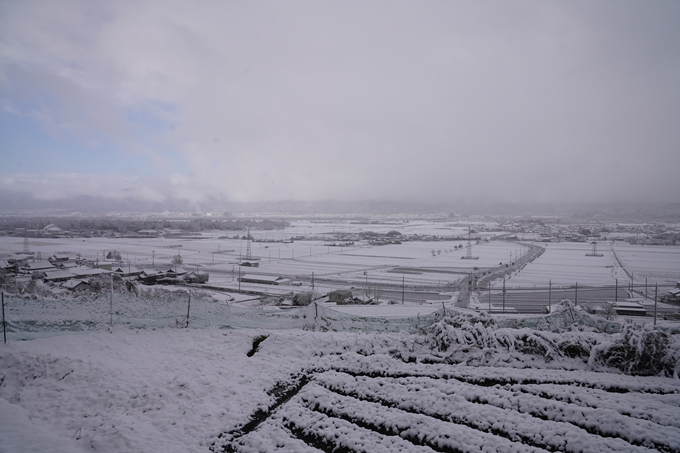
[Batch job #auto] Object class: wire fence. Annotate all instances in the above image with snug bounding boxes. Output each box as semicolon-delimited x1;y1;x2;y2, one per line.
0;289;447;342
2;281;678;342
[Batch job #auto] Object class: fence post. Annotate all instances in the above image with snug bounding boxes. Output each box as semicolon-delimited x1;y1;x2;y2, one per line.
110;274;113;325
186;291;191;328
488;283;491;313
2;292;6;344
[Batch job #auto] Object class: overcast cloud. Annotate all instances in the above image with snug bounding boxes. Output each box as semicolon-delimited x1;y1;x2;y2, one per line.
1;1;679;209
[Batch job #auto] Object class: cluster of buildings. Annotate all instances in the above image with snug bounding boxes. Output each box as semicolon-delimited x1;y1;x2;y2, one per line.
497;219;680;245
0;253;208;292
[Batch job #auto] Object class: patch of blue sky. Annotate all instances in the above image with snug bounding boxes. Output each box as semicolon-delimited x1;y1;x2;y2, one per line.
125;100;180;134
0;102;188;177
124;101;188;175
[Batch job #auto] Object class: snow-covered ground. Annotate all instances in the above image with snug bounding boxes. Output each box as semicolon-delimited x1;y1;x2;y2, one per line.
2;223;680;452
0;328;332;453
2;307;680;453
503;242;620;288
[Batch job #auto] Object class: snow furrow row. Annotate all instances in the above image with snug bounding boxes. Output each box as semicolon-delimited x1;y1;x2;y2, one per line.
386;374;680;451
279;401;438;453
220;423;324;453
295;382;551;453
332;353;680;393
315;371;665;453
508;383;680;429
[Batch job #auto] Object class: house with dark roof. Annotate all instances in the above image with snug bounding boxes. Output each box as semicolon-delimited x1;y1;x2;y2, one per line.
165;267;187;277
328;289;353;304
112;265;142;277
62;279;90;291
49;253;72;263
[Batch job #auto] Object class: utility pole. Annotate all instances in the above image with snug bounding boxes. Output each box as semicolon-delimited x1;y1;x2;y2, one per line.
468;272;472;308
2;292;6;344
364;271;368;301
631;272;634;292
502;276;506;313
238;264;241;292
186;291;191;328
615;278;618;302
402;276;405;305
575;282;578;307
110;274;113;325
654;284;658;326
548;279;552;313
312;272;315;291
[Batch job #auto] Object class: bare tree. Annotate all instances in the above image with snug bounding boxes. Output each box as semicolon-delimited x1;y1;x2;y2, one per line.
364;284;383;303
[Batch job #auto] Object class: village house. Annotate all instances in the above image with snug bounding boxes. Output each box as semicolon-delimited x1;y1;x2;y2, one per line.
328;289;353;304
62;279;90;291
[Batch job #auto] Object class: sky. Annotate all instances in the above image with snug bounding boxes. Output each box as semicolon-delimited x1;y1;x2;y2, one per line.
1;1;679;211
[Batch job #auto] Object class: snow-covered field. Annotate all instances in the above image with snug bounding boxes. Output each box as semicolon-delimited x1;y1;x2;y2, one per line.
614;244;680;283
504;241;680;289
3;222;680;452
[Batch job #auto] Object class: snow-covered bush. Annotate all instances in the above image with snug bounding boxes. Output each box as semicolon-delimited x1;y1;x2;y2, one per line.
293;291;319;306
429;313;567;361
425;310;679;373
428;311;498;351
589;322;679;376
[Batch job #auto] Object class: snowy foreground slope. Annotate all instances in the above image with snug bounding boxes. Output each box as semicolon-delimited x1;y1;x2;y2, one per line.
1;323;680;453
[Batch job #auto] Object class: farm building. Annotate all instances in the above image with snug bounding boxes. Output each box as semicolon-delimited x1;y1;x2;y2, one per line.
164;267;187;277
21;261;55;273
328;289;353;304
612;301;647;316
137;270;165;285
663;288;680;303
70;267;110;278
49;253;74;263
184;271;209;283
43;270;76;283
0;259;16;272
238;274;290;285
112;265;142;277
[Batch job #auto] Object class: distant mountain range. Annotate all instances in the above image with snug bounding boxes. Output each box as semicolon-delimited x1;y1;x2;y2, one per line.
1;190;679;222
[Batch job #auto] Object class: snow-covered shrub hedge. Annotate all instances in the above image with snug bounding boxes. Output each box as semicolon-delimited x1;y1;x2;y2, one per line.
428;312;565;361
588;322;679;377
428;311;680;376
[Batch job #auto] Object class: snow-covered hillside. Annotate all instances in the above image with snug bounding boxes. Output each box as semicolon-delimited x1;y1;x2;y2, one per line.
2;312;680;453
